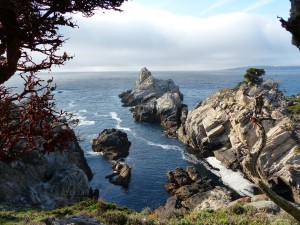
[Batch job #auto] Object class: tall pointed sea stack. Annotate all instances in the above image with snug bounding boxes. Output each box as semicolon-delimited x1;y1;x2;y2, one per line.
119;67;186;136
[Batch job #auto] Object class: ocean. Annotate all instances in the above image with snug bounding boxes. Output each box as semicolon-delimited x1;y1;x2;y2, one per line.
4;67;300;211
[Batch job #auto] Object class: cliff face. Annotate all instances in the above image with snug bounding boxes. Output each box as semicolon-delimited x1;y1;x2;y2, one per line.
0;127;93;209
178;81;300;203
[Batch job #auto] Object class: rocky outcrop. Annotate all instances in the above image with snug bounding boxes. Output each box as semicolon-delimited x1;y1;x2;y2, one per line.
92;129;131;160
119;68;185;133
178;81;300;204
156;166;236;219
105;160;131;188
227;194;281;215
0;128;93;209
53;215;102;225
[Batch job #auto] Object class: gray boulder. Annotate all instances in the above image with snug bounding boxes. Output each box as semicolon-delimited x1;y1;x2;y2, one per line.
92;129;131;160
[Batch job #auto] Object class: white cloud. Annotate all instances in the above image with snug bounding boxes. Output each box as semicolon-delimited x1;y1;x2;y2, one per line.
54;2;300;71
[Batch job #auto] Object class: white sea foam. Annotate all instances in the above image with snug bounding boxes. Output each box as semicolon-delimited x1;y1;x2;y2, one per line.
206;157;255;196
110;112;131;131
110;112;122;123
116;124;131;131
147;141;182;151
94;112;108;117
182;152;203;164
86;151;103;156
76;115;95;126
79;109;88;113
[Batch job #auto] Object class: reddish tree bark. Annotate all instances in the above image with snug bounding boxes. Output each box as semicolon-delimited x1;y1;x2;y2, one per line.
0;74;76;163
0;0;126;162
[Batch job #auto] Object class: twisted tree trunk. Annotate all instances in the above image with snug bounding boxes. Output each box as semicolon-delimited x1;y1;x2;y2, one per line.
243;91;300;222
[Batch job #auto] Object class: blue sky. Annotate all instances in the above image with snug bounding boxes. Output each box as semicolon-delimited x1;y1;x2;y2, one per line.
134;0;289;18
55;0;300;71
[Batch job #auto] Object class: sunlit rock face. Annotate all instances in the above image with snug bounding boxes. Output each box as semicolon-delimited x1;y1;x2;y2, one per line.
178;81;300;204
119;67;185;134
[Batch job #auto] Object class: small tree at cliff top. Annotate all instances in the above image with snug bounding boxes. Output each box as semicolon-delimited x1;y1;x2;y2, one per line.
0;0;126;163
243;68;265;86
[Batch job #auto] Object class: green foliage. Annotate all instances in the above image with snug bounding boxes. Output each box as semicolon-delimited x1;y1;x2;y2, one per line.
126;213;157;225
102;210;129;225
288;96;300;115
167;208;289;225
0;199;295;225
243;68;265;86
227;202;246;215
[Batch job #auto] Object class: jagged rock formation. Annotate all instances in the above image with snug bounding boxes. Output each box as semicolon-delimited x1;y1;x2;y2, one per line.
178;81;300;205
0;128;93;209
119;68;185;134
105;160;131;188
92;129;131;160
156;166;236;219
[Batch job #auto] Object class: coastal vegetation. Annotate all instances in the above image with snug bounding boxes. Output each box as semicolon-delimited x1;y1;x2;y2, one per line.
243;68;265;86
288;96;300;115
235;67;265;89
0;199;296;224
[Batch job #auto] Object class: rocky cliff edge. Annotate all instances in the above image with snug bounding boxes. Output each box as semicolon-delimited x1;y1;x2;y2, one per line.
178;80;300;204
0;126;93;209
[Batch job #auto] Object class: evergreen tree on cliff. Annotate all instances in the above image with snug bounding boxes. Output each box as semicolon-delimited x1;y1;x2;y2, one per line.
0;0;126;163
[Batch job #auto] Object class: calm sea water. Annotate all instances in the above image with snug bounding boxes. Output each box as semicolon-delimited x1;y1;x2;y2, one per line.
4;68;300;211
